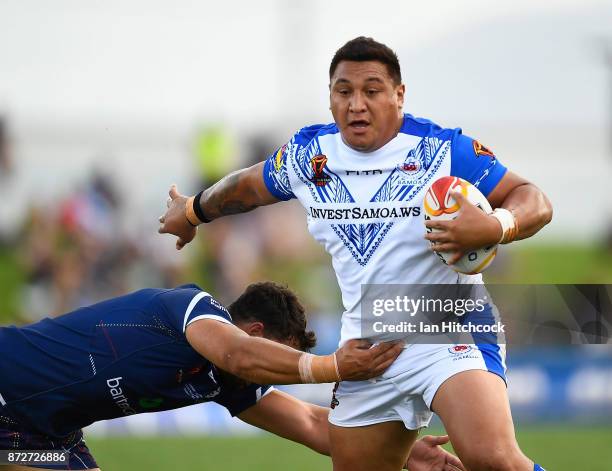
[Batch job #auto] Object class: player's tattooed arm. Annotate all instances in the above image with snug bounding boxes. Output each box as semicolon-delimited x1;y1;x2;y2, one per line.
201;162;278;218
158;162;278;250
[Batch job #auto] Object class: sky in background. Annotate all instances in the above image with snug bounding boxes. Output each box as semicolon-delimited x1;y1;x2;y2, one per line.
0;0;610;126
0;0;611;239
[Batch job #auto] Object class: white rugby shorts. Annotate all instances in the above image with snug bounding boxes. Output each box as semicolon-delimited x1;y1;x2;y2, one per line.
328;342;507;430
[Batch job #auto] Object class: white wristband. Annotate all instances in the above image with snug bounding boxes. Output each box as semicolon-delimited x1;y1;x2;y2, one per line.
298;353;316;383
491;208;518;244
332;352;341;381
298;352;341;383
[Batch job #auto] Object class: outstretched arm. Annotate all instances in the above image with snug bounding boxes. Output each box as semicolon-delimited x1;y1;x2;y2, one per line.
200;162;279;219
158;162;278;250
238;390;465;470
186;319;402;385
239;389;330;455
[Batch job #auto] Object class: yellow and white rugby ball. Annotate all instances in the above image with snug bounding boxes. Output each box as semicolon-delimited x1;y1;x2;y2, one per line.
424;176;497;274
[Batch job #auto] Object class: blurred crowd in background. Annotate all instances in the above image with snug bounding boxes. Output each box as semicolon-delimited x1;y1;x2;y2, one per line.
0;119;342;350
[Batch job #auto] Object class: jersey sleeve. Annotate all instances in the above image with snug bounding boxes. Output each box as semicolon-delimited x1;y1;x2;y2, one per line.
262;141;295;201
262;124;335;201
214;383;274;416
450;131;508;196
159;284;233;335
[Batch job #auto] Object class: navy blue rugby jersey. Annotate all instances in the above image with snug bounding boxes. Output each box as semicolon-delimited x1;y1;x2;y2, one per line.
0;284;271;438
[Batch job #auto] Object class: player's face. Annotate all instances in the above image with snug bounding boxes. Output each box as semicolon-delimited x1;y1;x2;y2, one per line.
330;60;405;153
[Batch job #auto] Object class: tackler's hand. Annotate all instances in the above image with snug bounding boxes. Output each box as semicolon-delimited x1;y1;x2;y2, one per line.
335;339;404;381
404;435;466;471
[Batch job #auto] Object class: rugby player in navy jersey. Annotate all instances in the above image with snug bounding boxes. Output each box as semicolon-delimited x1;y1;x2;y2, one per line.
0;282;462;471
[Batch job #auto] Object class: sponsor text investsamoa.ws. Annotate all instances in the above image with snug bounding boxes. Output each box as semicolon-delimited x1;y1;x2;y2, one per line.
309;206;420;220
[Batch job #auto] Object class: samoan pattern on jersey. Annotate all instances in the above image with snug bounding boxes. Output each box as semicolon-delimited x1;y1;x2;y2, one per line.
334;137;448;265
265;143;294;199
290;137;355;205
291;135;449;266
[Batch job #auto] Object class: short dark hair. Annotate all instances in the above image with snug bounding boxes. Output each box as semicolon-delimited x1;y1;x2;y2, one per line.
329;36;402;85
228;282;317;352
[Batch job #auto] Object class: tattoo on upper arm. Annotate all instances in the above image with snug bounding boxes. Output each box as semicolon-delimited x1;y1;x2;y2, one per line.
202;169;259;218
219;201;257;215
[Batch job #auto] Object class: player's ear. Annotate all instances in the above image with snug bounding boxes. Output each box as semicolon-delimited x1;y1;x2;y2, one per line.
243;321;265;337
396;83;405;110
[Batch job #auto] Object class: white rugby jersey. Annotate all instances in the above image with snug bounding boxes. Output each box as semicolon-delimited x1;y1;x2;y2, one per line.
263;114;507;344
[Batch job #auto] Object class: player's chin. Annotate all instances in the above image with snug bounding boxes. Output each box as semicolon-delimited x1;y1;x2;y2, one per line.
344;131;376;152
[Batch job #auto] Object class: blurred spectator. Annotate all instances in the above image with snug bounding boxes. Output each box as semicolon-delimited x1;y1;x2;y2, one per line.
0;116;12;176
193;124;238;188
19;170;142;319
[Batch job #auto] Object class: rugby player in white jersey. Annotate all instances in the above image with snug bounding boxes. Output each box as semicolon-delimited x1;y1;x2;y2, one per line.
159;37;552;471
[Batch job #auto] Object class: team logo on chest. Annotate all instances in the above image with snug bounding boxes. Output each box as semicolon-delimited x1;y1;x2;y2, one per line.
310;155;332;187
395;149;428;185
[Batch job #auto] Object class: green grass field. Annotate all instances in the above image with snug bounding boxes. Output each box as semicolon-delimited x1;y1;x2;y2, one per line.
86;426;612;471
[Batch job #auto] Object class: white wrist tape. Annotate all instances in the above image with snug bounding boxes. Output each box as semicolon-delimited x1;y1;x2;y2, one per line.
298;352;341;383
332;352;341;381
298;353;316;383
491;208;518;244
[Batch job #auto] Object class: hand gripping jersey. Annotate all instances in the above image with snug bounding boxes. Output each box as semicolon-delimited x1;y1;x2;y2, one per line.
0;284;271;438
263;114;507;345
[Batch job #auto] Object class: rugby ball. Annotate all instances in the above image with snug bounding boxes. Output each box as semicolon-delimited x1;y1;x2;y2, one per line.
423;176;497;274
